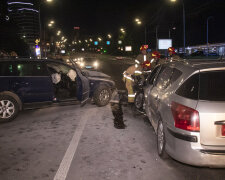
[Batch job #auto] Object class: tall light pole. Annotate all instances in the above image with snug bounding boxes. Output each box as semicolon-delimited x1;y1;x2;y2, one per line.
207;16;214;56
171;0;186;53
39;0;53;58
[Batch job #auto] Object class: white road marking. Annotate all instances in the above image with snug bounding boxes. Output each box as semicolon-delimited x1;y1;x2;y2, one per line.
54;109;94;180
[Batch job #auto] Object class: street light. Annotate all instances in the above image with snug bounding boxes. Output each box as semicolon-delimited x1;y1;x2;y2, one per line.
120;28;125;34
39;0;54;58
171;0;186;53
108;34;112;39
135;18;140;22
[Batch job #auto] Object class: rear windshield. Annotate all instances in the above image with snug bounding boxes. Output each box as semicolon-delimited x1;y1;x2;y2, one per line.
199;71;225;101
176;73;199;100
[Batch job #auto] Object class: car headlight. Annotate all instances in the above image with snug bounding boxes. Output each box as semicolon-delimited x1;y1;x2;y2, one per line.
80;62;85;68
93;61;99;67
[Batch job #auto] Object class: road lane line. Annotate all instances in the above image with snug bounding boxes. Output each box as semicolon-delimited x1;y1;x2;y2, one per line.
54;109;94;180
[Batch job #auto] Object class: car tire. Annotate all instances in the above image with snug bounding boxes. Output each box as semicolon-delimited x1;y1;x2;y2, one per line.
157;120;168;158
0;95;20;122
93;86;112;107
134;92;144;111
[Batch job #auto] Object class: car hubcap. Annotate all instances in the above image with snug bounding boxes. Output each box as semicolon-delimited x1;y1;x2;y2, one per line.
99;90;110;103
158;122;164;153
0;100;15;119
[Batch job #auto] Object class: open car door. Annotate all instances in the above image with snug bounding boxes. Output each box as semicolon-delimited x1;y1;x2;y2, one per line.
69;59;90;106
77;73;90;106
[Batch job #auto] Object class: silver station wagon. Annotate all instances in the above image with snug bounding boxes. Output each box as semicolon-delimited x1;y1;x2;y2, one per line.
144;59;225;167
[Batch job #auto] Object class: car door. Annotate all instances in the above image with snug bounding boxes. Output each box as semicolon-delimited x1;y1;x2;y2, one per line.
11;61;54;103
145;65;161;121
78;70;90;105
68;61;90;105
148;66;173;130
46;62;90;105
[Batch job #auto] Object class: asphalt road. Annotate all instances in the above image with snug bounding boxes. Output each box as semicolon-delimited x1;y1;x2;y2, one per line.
0;55;225;180
96;55;133;90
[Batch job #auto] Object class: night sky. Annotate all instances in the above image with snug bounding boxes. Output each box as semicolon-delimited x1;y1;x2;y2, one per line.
43;0;225;47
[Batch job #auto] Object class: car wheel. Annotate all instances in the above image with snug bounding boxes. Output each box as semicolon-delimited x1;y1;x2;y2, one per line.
157;120;168;158
93;86;112;107
134;92;144;110
0;95;20;122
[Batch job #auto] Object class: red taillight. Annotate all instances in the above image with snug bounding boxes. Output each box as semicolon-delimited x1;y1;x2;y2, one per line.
222;125;225;136
171;102;200;132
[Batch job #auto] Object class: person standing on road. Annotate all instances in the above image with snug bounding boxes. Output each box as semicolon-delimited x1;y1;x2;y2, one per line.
123;64;143;103
168;47;182;62
135;45;152;66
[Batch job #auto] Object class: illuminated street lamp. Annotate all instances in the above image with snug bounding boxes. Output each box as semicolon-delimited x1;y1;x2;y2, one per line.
107;34;112;39
120;28;125;34
57;30;61;36
135;18;140;22
170;0;186;53
98;37;102;41
134;18;146;44
89;38;93;42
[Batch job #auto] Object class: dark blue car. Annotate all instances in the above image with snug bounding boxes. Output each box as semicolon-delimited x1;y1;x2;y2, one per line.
0;59;115;122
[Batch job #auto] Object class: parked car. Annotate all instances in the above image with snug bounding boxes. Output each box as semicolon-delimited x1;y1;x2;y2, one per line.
0;59;115;122
144;59;225;167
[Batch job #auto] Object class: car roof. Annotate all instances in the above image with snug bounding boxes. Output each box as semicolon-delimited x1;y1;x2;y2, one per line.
174;59;225;71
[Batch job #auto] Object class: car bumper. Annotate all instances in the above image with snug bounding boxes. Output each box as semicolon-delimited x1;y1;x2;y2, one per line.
166;128;225;168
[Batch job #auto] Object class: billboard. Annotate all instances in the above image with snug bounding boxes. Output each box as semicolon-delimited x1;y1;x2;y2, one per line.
125;46;132;52
158;39;172;50
61;50;66;54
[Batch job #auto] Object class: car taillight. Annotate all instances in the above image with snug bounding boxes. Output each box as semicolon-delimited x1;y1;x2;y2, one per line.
222;125;225;136
171;101;200;132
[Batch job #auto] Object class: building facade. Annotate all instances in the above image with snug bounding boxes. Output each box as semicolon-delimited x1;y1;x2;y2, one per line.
7;0;40;47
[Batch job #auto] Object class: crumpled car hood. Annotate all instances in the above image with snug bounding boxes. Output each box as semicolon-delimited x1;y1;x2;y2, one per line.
83;70;111;79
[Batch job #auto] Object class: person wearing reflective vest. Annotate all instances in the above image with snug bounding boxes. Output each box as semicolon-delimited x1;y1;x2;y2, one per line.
135;45;152;66
168;47;182;62
123;64;143;103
